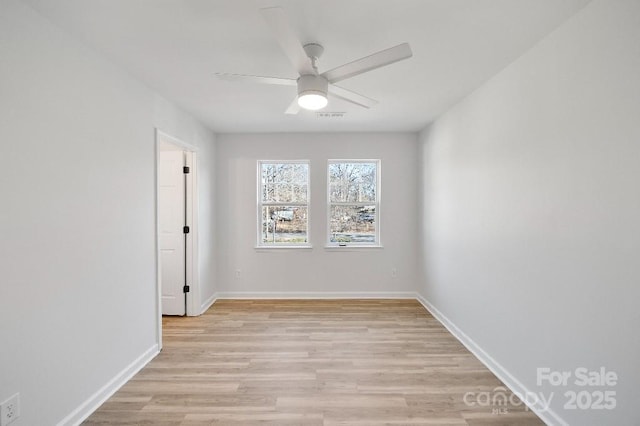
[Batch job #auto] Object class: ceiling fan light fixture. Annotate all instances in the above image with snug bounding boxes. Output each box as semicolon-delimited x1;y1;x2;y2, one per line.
298;92;328;110
297;74;328;111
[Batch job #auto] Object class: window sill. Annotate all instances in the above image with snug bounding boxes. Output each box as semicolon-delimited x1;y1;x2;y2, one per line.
255;245;313;250
324;245;384;250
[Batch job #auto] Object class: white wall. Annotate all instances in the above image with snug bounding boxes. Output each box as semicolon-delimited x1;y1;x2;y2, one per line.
0;1;215;424
418;0;640;424
216;133;419;296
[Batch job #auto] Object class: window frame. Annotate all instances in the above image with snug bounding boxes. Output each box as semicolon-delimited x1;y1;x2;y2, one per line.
257;160;311;248
326;159;381;247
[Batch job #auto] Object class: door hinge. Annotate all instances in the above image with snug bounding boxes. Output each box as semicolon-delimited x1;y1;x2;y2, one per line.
183;225;190;234
183;166;190;174
183;285;190;293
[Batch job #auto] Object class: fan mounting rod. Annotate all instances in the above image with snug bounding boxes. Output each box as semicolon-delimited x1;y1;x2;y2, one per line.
303;43;324;72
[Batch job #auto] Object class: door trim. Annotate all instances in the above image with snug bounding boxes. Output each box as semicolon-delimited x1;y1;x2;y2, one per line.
155;129;199;350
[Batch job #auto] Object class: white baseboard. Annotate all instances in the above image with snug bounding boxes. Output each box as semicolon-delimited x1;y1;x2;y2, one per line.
414;293;566;426
215;291;417;299
57;344;159;426
200;293;217;314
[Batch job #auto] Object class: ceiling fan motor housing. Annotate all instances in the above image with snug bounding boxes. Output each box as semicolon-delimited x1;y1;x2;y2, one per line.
297;74;328;98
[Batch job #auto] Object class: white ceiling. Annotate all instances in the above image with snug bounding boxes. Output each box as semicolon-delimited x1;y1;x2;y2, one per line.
25;0;590;133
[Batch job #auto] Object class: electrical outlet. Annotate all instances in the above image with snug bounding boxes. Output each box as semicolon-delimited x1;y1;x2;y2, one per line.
391;268;398;278
0;393;20;426
235;269;241;278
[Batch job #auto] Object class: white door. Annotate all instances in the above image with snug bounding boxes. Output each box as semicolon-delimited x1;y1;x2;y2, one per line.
159;149;186;315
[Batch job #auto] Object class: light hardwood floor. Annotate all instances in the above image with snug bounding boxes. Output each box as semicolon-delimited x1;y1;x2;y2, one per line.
84;299;544;425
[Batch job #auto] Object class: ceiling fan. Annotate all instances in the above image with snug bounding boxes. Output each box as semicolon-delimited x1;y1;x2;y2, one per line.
215;7;413;114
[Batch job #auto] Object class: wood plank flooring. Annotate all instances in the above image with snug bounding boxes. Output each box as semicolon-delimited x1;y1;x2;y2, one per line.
83;299;544;425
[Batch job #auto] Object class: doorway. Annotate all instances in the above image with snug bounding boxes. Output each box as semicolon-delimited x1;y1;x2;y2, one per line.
156;130;199;345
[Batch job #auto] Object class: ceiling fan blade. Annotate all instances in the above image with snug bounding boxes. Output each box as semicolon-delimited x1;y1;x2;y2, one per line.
260;7;314;75
329;85;378;109
214;73;297;86
322;43;413;84
285;97;300;115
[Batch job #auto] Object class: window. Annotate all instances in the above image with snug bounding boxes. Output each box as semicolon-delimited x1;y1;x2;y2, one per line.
328;160;380;246
258;161;310;246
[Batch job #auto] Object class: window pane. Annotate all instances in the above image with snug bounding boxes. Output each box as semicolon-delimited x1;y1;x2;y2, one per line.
261;206;308;244
261;163;308;202
291;184;307;203
262;183;275;202
328;162;376;203
275;183;291;202
329;205;376;243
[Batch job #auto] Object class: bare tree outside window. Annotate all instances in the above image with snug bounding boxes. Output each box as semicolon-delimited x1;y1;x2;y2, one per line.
258;161;310;245
328;161;380;245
